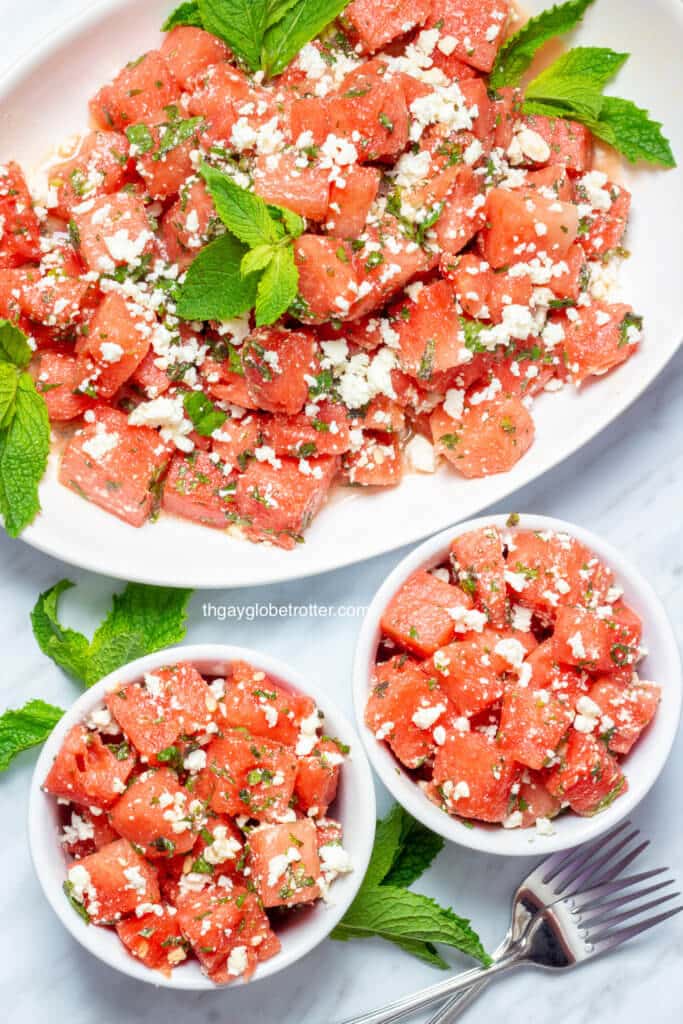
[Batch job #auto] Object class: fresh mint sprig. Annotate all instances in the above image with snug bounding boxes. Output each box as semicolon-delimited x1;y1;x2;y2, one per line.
490;0;597;89
0;320;50;538
31;579;194;687
163;0;350;78
332;805;490;968
523;46;676;167
177;163;304;327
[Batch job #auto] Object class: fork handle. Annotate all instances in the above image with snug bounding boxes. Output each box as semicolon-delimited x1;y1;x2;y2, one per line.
422;979;490;1024
337;952;521;1024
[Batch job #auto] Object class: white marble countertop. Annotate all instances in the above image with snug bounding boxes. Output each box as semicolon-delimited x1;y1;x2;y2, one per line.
1;3;682;1022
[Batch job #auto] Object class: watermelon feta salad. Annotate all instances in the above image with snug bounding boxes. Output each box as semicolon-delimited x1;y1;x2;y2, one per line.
366;522;661;833
42;660;352;983
0;1;664;548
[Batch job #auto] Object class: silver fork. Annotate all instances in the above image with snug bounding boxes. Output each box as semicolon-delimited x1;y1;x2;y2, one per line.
426;820;656;1024
338;824;681;1024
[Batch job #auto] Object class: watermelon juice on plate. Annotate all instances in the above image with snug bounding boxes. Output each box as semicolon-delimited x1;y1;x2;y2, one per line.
0;0;681;586
29;646;376;989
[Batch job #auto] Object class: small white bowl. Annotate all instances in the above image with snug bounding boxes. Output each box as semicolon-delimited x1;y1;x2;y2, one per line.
353;514;682;856
29;644;376;989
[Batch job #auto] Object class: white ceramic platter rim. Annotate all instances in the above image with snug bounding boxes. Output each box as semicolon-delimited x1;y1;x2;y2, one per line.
352;513;683;855
2;0;682;587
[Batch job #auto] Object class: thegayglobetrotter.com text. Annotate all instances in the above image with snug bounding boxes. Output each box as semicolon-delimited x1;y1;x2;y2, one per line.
202;601;368;622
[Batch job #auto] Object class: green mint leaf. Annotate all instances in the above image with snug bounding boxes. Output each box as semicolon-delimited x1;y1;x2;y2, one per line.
383;816;445;890
0;362;18;430
31;580;193;687
156;114;204;160
31;580;92;682
490;0;597;89
331;923;448;969
176;233;257;322
183;390;228;436
268;203;305;239
241;244;276;278
125;124;154;154
0;372;50;537
333;887;490;966
200;162;281;248
0;699;64;771
162;1;203;30
265;0;302;29
525;47;629;121
0;319;32;368
360;804;407;891
254;245;299;326
261;0;351;78
198;0;269;70
590;96;677;167
82;583;194;686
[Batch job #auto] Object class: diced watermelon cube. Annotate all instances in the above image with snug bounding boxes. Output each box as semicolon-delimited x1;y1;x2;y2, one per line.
59;406;169;527
201;732;298;823
294;235;361;322
110;767;198;858
425;633;506;717
48;131;131;219
243;327;317;414
525;639;591;708
325;165;381;236
66;839;160;924
90;50;180;131
521;114;593;173
381;568;472;657
554;603;642;673
160;178;218;270
499;687;573;770
253;151;330;221
343;0;432;53
161;450;238;530
427;1;511;73
508;529;614;622
434;165;486;255
431;731;520;822
43;723;136;808
249;820;321;908
431;395;535;478
294;738;344;817
482;188;578;268
117;906;188;975
60;804;119;860
176;885;279;983
106;663;215;760
235;454;337;548
343;435;403;487
393;279;464;381
36;351;93;422
218;660;316;747
366;656;453;768
562;302;641;385
546;731;626;816
451;525;508;626
0;162;42;268
72;192;154;275
262;400;351;458
134;120;204;200
588;677;661;755
160;26;231;89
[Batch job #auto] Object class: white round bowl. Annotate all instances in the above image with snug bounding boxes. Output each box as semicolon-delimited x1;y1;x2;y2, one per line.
29;644;376;989
353;514;682;856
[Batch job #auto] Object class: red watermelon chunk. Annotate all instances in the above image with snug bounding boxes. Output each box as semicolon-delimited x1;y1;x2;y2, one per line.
546;731;626;816
431;731;520;822
65;839;160;924
381;568;472;657
43;724;136;809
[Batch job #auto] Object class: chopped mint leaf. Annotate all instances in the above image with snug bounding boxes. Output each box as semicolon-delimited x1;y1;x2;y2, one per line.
184;390;228;437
